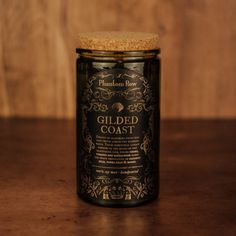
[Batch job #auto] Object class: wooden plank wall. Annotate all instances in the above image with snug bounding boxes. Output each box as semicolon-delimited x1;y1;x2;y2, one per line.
0;0;235;119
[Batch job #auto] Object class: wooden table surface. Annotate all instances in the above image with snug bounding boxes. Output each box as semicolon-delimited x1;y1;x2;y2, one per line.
0;119;235;236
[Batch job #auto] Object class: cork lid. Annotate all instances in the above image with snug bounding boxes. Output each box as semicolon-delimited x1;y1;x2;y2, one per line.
77;31;159;51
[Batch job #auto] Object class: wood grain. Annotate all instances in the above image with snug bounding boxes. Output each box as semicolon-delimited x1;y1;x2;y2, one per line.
0;0;236;118
0;119;235;235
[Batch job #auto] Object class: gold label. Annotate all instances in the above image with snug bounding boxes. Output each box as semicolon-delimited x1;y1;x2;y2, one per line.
78;69;156;201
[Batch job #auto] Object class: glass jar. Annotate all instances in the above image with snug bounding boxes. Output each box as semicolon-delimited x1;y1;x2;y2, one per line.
76;32;160;207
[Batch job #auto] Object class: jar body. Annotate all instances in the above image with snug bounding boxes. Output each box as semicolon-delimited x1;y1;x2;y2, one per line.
76;50;161;207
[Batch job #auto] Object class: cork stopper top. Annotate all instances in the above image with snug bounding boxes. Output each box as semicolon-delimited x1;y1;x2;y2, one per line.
77;31;159;51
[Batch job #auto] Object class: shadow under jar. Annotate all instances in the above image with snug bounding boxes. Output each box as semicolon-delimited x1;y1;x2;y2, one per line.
76;32;161;207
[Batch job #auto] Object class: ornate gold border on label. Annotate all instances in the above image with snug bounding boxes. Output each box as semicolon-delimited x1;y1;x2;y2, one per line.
79;69;155;201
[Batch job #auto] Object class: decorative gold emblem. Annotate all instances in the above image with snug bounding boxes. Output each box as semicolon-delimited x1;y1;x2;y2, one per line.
112;102;124;112
84;133;95;153
127;103;152;112
88;102;108;112
81;175;154;200
140;134;152;155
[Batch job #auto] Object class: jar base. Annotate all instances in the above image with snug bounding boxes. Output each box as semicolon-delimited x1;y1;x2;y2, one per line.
77;192;159;208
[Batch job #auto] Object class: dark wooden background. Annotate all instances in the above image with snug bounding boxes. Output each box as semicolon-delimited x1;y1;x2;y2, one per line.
0;0;236;119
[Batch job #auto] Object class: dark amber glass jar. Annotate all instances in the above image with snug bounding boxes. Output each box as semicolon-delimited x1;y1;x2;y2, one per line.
76;32;160;207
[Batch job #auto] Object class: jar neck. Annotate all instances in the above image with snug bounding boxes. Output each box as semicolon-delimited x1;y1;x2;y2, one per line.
76;49;160;61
